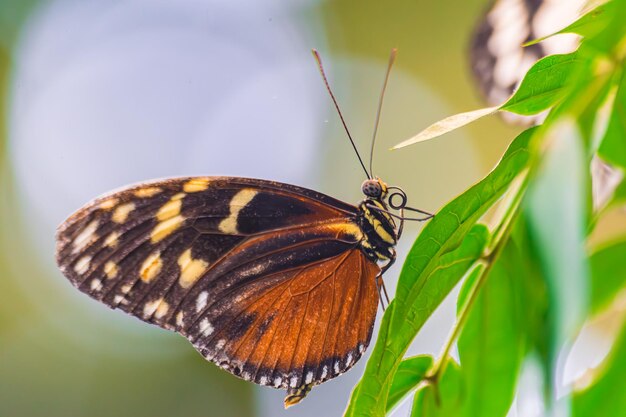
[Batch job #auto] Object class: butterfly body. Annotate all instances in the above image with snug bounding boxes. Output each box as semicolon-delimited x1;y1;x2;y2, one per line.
56;176;402;406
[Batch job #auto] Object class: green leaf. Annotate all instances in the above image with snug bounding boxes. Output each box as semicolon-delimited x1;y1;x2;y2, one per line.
589;239;626;314
455;263;481;316
524;2;612;46
393;54;580;149
392;107;498;149
344;128;535;417
412;361;463;417
501;53;583;116
345;225;488;417
524;119;590;397
573;322;626;417
512;217;552;390
584;0;626;54
598;69;626;169
386;355;434;413
457;240;525;417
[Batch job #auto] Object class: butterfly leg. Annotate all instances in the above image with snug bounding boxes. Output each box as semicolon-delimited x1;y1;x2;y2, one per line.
396;208;405;240
376;248;396;310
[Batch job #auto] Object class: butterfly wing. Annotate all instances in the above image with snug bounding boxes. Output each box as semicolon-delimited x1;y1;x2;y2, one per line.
470;0;584;110
56;176;380;404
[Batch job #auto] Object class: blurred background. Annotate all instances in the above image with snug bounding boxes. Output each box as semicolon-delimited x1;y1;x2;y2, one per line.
0;0;540;416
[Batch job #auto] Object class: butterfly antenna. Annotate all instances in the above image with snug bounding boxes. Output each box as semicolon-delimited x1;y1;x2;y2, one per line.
312;49;371;179
369;48;397;178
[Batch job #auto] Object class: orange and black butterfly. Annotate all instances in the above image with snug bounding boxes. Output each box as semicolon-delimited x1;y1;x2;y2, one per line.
55;50;432;407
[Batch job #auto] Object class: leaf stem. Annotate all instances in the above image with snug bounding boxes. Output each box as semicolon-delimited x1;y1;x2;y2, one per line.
426;176;525;384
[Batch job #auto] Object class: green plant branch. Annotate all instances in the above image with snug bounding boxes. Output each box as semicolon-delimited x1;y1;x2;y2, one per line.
425;181;525;387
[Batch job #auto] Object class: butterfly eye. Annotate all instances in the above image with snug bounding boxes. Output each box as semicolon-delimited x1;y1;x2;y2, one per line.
361;179;382;198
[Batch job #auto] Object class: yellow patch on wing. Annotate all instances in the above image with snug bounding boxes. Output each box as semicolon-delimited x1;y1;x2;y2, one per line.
104;261;118;279
72;220;99;254
140;251;162;282
104;231;120;248
156;193;185;221
183;178;210;193
99;198;119;211
177;248;209;288
150;193;186;242
112;202;136;223
151;215;185;243
134;187;163;198
218;188;258;234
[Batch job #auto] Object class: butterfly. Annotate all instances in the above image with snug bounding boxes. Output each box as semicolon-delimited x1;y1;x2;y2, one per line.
55;49;432;408
470;0;586;121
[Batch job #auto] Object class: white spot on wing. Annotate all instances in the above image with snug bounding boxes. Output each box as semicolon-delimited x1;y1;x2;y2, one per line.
143;298;162;318
346;353;353;367
176;311;184;327
215;339;226;350
74;256;91;274
305;372;313;385
321;366;328;380
290;376;298;388
334;361;340;375
199;318;214;336
196;291;208;312
113;295;129;305
90;279;102;291
274;377;282;388
154;301;169;319
259;376;268;385
72;220;99;254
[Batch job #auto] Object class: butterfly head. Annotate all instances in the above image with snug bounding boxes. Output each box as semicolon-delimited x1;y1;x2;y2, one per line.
361;177;388;200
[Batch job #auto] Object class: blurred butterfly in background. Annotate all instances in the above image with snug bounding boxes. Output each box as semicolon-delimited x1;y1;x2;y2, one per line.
55;49;433;408
470;0;621;206
470;0;587;124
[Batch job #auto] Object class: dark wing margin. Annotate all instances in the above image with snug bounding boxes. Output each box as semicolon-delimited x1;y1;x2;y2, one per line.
55;176;378;404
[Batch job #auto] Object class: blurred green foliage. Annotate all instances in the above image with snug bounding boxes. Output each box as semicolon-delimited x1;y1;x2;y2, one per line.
346;1;626;416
